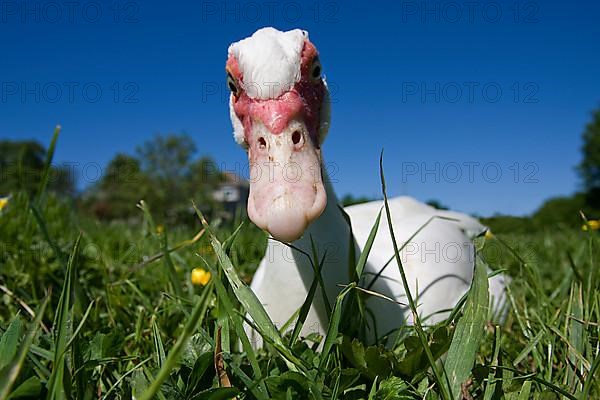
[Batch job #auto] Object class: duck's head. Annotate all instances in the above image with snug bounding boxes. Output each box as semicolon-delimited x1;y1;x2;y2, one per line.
226;27;331;242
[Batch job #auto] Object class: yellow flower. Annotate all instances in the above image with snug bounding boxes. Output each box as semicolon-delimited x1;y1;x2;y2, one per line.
191;267;211;286
582;220;600;231
484;230;494;240
0;197;9;211
156;225;164;234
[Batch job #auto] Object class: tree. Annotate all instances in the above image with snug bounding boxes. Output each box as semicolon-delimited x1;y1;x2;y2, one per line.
136;133;197;181
135;133;199;217
340;194;377;207
0;140;75;197
532;193;593;229
187;156;224;190
181;156;227;219
100;154;158;219
0;140;45;194
82;154;154;219
83;134;230;223
48;165;76;197
578;108;600;208
426;199;449;210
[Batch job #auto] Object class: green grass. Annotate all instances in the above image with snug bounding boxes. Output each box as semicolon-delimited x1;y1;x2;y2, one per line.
1;141;599;399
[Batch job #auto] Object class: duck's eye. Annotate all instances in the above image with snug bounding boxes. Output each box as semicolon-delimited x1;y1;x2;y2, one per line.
227;72;239;96
310;59;321;81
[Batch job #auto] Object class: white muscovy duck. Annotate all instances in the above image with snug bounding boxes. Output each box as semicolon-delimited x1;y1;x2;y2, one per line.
225;27;508;347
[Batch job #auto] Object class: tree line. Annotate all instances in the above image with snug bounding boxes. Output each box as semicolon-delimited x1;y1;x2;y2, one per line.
0;133;226;224
2;105;600;231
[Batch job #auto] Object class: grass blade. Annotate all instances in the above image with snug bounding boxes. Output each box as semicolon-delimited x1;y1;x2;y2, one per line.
101;357;152;400
517;381;532;400
366;215;457;291
0;295;49;400
152;318;166;368
289;250;327;347
486;365;577;400
582;352;600;399
355;209;381;280
319;283;355;370
445;255;489;399
194;204;306;371
310;236;332;318
162;230;184;299
483;326;502;400
0;317;23;371
46;234;81;400
379;151;451;400
338;205;357;282
138;282;214;400
29;203;66;265
36;125;61;203
205;260;268;399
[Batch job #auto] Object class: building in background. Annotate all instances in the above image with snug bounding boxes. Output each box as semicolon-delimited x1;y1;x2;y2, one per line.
212;172;249;219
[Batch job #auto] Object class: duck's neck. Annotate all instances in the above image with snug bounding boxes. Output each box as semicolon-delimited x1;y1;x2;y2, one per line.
291;165;355;321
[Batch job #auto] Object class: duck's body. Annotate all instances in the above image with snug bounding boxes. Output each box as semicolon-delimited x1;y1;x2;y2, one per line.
246;171;508;347
225;27;509;348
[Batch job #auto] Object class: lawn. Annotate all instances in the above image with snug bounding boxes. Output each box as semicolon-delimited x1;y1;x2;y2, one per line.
1;144;599;399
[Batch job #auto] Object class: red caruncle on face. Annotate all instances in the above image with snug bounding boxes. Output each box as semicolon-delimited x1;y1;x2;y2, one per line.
226;39;326;149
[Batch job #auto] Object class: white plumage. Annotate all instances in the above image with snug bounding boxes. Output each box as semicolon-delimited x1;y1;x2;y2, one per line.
226;27;509;348
245;174;508;348
228;28;306;99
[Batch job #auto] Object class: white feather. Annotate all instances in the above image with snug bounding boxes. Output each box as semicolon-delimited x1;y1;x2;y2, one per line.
246;177;510;348
229;96;246;145
228;27;306;99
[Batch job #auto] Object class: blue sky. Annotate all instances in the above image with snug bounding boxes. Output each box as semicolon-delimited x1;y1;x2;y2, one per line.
1;0;599;216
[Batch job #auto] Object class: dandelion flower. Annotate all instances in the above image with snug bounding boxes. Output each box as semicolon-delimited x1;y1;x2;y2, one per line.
191;267;211;286
582;220;600;231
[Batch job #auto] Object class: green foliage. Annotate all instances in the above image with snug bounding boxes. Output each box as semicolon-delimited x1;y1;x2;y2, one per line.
578;107;600;193
340;194;378;207
532;193;597;228
481;192;600;234
0;138;75;197
85;153;157;219
373;376;412;400
2;185;600;398
136;133;197;181
480;215;533;235
0;132;227;224
82;133;227;224
425;199;449;210
444;257;489;399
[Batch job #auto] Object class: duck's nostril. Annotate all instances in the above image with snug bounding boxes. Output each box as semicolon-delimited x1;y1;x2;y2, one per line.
258;137;267;149
292;130;302;146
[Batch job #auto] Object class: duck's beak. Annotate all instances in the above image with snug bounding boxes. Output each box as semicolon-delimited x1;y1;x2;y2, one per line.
245;94;327;242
